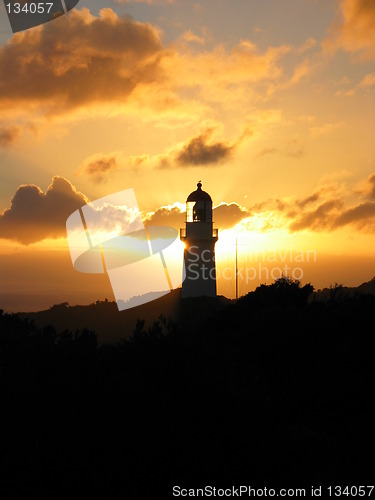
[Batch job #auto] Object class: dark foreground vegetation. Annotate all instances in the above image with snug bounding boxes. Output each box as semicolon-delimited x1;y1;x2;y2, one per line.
1;278;374;498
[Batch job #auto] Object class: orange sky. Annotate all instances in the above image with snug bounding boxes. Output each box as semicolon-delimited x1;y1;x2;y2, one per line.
0;0;374;311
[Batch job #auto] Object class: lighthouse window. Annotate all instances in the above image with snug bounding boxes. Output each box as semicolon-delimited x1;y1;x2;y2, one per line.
193;202;206;222
186;201;206;222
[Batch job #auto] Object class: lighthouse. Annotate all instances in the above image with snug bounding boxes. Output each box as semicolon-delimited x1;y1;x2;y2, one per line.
180;182;218;298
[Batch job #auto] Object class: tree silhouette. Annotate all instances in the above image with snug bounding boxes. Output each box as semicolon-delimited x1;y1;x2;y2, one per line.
0;278;374;497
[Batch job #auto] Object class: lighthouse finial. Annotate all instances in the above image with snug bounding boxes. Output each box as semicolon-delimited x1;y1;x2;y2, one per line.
197;181;202;189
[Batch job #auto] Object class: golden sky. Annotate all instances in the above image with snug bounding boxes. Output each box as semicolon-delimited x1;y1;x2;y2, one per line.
0;0;374;310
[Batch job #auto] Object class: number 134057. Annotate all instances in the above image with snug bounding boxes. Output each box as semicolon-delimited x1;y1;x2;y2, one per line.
327;486;374;497
6;3;54;14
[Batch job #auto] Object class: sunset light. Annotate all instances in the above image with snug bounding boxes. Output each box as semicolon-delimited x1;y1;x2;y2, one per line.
0;0;374;309
1;1;375;494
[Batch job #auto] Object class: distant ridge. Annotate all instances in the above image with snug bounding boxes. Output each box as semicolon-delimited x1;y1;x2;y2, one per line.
17;277;375;343
19;289;182;344
117;290;169;310
315;276;375;300
356;276;375;295
19;288;230;344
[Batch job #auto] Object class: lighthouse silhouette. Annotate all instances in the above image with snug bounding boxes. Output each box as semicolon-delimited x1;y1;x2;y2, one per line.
180;182;218;298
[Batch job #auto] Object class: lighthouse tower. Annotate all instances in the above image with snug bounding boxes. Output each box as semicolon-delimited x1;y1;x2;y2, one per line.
180;182;218;298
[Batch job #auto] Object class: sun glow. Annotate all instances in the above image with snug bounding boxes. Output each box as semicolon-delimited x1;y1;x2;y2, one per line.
215;211;293;259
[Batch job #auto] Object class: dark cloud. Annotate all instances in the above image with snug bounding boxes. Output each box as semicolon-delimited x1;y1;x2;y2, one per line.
213;203;250;229
175;130;235;167
146;207;185;230
296;192;321;209
0;8;165;114
0;176;88;244
84;156;118;182
215;172;375;234
0;126;19;147
334;201;375;230
287;182;375;233
153;128;239;169
289;200;343;232
278;176;375;233
86;157;117;175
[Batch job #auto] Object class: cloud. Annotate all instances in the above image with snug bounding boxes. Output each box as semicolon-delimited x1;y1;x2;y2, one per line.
297;37;318;54
0;176;88;244
310;122;342;138
175;129;235;167
356;172;375;200
335;88;356;96
250;183;343;218
165;41;291;106
0;6;305;134
295;192;322;209
359;72;375;87
289;200;343;232
78;153;120;182
146;205;185;229
86;157;117;177
77;124;238;182
176;172;375;236
248;185;346;233
213;203;250;229
162;125;252;168
334;201;375;229
78;125;250;177
77;150;153;181
0;8;165;116
324;0;375;60
335;72;375;97
255;147;279;159
289;59;314;85
290;182;375;232
0;126;19;147
179;30;205;45
276;173;375;233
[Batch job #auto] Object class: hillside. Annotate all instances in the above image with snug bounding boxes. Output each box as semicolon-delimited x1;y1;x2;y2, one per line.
1;277;374;496
20;288;231;343
18;277;375;343
315;276;375;300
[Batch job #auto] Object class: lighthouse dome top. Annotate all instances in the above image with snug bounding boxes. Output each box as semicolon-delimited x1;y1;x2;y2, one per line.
186;182;212;203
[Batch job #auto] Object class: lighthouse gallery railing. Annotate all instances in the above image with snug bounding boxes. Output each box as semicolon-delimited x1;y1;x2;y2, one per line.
180;228;218;239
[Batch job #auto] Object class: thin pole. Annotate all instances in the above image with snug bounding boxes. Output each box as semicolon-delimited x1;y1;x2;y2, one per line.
235;237;238;300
